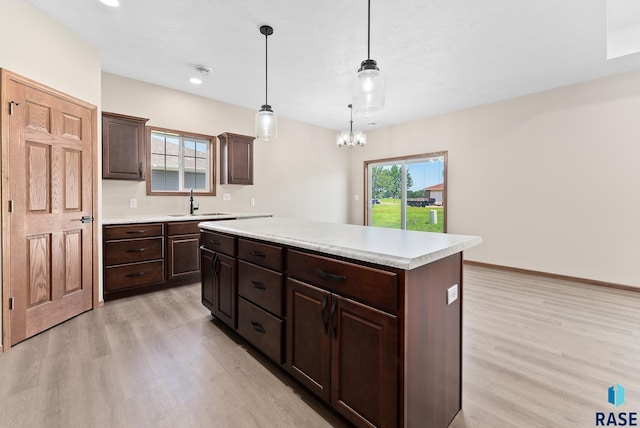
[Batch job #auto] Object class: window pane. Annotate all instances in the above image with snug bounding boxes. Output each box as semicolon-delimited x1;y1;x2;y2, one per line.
370;163;403;229
148;129;213;195
405;158;445;232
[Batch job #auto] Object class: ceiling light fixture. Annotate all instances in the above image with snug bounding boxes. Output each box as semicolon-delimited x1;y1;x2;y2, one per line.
99;0;120;7
337;104;366;148
353;0;384;116
256;25;277;141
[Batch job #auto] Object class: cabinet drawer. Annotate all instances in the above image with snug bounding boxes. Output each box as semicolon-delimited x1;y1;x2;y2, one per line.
238;260;283;317
104;237;164;266
167;221;200;236
287;250;398;314
238;298;283;364
201;230;236;256
104;260;165;292
238;239;283;271
104;223;163;240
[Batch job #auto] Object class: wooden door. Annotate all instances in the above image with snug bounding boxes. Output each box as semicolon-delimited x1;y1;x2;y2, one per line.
331;295;398;428
285;278;332;402
4;72;95;345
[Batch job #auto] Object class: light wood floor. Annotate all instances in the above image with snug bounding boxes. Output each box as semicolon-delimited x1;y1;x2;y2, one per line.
0;265;638;427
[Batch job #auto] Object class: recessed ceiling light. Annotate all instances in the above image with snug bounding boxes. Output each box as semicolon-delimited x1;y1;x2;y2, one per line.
99;0;120;7
189;77;202;85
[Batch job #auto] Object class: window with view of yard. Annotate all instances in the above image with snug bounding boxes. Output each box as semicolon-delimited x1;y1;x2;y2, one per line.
147;128;215;195
365;152;447;232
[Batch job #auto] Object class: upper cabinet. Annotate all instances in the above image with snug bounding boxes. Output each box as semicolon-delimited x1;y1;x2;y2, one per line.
219;132;254;185
102;112;149;180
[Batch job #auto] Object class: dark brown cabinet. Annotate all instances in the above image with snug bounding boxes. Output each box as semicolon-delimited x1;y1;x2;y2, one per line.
218;132;254;185
103;223;165;298
200;230;237;329
286;254;398;428
102;112;148;180
236;239;284;363
167;221;200;280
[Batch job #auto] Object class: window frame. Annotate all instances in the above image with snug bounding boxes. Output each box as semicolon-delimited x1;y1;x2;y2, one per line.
364;151;448;232
145;126;216;196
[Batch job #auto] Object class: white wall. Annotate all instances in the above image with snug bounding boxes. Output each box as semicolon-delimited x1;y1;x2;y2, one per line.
0;0;102;345
348;70;640;288
101;73;349;223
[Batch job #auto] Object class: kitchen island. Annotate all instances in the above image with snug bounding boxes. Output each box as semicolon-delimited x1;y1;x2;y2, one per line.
199;217;481;428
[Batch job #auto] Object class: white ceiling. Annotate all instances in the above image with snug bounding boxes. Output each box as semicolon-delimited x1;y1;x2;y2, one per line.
28;0;640;131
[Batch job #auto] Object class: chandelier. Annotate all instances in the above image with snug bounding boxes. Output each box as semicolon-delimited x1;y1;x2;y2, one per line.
337;104;366;148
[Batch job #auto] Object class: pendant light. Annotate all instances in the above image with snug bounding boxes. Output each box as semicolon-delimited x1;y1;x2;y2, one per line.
256;25;277;141
353;0;384;116
337;104;366;148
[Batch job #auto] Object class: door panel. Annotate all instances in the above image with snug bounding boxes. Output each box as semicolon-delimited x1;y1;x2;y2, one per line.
332;295;398;428
6;72;95;345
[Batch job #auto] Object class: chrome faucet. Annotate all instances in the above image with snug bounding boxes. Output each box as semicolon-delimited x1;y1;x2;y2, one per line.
189;188;199;215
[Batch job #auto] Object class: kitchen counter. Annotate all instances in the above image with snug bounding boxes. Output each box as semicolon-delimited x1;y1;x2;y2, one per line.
199;216;481;270
102;212;272;225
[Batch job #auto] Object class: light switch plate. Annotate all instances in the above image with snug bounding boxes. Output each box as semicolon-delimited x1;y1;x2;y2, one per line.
223;193;231;201
129;198;137;208
447;284;458;305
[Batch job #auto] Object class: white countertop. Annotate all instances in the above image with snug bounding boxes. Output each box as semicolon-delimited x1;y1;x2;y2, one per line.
102;212;272;225
199;217;482;270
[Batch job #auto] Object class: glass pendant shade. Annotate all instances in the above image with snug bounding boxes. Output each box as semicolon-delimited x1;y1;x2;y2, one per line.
353;59;384;115
256;104;277;141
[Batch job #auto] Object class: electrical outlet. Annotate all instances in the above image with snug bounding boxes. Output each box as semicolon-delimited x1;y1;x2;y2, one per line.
250;198;256;206
129;198;137;208
354;194;360;201
223;193;231;201
447;284;458;305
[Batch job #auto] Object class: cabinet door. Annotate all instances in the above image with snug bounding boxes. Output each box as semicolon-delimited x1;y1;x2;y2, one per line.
102;112;148;180
201;248;215;312
213;252;237;329
286;278;332;402
168;234;200;280
331;295;398;428
219;132;254;185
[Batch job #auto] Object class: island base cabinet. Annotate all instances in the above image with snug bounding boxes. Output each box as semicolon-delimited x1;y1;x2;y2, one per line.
200;247;237;330
286;278;398;428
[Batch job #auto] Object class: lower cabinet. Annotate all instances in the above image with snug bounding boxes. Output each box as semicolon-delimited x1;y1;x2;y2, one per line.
286;278;397;428
200;230;237;330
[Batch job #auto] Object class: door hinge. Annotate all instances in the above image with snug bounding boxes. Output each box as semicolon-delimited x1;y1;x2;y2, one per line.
9;297;14;310
8;200;14;213
9;101;20;116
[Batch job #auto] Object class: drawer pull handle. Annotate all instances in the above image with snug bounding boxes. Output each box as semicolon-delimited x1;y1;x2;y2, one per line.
126;271;145;277
316;269;346;282
251;281;266;290
250;321;266;334
209;240;221;246
126;230;146;234
321;296;328;335
250;250;266;258
126;248;146;253
330;299;337;339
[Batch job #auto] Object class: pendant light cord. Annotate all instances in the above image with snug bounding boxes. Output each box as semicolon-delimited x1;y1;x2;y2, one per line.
265;32;268;106
367;0;371;60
